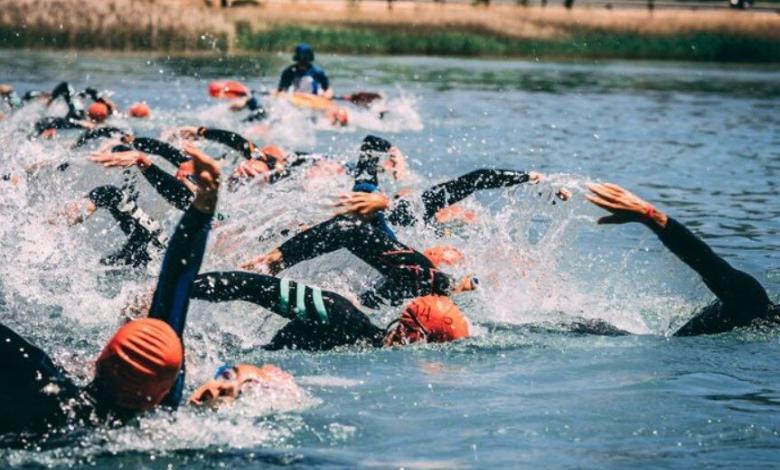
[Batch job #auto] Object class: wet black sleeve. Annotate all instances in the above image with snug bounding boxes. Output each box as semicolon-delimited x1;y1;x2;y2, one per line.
201;128;253;159
141;165;194;211
49;82;73;102
191;271;384;349
132;137;189;166
657;218;770;309
387;198;417;227
73;126;125;148
278;66;295;92
421;169;530;222
653;218;772;336
0;323;82;433
34;117;85;135
278;215;452;302
148;206;213;408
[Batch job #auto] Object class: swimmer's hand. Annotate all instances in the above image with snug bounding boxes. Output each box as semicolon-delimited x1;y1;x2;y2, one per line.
529;171;543;183
229;98;250;111
586;182;667;228
240;248;283;274
233;160;270;180
90;150;152;170
184;143;221;215
382;147;409;181
334;192;389;219
177;126;201;140
452;274;479;294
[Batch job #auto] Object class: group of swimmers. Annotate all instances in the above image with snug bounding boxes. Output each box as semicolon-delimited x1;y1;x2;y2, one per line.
0;44;777;439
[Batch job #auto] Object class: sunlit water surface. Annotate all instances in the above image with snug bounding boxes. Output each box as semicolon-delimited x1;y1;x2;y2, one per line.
0;51;778;467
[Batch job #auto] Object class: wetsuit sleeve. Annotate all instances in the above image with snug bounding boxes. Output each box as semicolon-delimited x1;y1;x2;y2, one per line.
387;198;417;227
142;165;194;211
421;169;530;222
201;128;254;159
73;127;124;148
34;117;85;135
655;218;770;312
50;82;73;102
0;323;81;433
191;271;383;347
278;66;295;92
132;137;189;166
277;215;452;303
314;68;330;91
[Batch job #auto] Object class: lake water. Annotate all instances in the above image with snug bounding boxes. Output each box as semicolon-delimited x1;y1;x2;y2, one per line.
0;51;778;467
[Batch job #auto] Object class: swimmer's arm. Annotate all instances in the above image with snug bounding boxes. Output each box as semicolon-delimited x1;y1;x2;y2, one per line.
48;82;73;105
421;169;537;222
132;137;189;166
148;146;219;335
586;182;768;307
198;127;254;159
334;192;389;219
142;165;194;211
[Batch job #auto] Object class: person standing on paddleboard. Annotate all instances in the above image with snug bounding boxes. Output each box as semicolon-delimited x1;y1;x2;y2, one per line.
277;43;332;98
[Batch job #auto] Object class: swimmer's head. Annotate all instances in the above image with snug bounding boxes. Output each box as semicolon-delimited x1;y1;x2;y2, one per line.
260;145;285;167
128;102;150;119
423;245;465;268
384;296;470;346
87;102;109;123
0;84;12;96
293;43;315;64
95;318;183;411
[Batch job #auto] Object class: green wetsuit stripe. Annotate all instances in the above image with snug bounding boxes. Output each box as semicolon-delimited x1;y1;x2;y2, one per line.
295;282;307;320
279;278;290;316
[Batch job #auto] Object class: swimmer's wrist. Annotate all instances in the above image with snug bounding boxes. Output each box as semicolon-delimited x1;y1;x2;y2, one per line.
642;206;668;229
136;154;152;171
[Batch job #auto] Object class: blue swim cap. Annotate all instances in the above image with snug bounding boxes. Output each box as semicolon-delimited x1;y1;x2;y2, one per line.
213;364;234;380
293;43;315;63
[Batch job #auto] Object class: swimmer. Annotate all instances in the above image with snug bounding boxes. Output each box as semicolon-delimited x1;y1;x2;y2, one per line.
241;213;477;309
278;43;332;98
192;270;469;350
586;182;779;336
0;148;219;435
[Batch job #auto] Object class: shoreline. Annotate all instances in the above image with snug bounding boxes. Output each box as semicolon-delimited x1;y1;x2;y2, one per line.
1;0;779;62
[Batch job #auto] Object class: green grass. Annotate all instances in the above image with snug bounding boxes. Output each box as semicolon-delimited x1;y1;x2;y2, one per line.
2;21;779;62
238;25;780;62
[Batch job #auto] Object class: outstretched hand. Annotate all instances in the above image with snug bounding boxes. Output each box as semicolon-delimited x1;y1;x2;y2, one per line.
585;182;667;228
90;150;151;169
240;248;284;274
334;192;389;219
177;126;201;140
184;143;220;214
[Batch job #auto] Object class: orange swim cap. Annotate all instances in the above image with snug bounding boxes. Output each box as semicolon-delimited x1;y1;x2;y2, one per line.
208;80;249;99
403;296;469;343
95;318;183;411
260;145;285;164
87;102;109;122
176;159;194;180
128;102;150;118
423;245;465;268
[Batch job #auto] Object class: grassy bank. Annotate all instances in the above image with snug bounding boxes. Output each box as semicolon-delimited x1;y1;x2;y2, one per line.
238;25;780;61
1;0;780;61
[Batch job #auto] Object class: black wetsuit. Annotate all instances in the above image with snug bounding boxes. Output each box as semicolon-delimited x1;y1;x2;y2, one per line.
87;185;167;267
192;271;384;350
654;218;778;336
73;126;127;148
387;169;531;227
276;214;452;308
0;205;213;435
